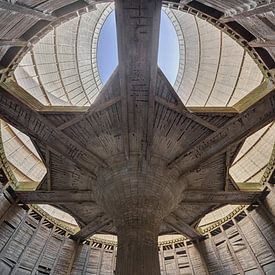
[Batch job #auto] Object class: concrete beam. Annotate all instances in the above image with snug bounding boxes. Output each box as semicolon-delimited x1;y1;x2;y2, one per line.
188;106;238;114
168;88;275;175
116;0;162;159
180;190;263;205
155;95;219;131
15;189;262;205
56;96;121;131
15;190;95;204
165;213;202;240
220;3;275;23
0;0;57;21
0;80;107;176
0;39;28;47
249;40;275;48
73;215;112;240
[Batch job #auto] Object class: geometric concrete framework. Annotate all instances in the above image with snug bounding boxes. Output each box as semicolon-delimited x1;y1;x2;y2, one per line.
0;0;274;274
5;0;272;233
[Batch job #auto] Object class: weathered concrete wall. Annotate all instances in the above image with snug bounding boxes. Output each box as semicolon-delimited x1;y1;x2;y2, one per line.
0;193;76;275
0;190;275;274
200;209;275;274
0;192;117;275
71;243;116;275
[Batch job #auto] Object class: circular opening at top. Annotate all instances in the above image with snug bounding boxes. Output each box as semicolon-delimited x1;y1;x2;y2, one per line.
97;9;180;85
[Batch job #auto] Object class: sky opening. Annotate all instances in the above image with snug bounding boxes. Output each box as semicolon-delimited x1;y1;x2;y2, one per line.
97;9;180;85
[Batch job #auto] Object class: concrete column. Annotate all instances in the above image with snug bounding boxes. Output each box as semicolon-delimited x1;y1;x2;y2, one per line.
116;225;160;275
96;159;180;274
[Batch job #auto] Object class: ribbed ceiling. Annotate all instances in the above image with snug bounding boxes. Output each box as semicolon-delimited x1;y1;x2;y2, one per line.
167;8;263;106
14;3;112;106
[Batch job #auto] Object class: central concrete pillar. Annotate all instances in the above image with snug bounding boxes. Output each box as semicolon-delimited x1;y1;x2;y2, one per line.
96;158;182;274
116;225;161;275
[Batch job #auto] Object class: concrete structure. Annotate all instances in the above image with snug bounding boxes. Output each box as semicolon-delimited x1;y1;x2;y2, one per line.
0;0;274;274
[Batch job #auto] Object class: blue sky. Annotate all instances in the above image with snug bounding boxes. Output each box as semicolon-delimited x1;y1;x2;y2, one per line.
97;10;179;85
